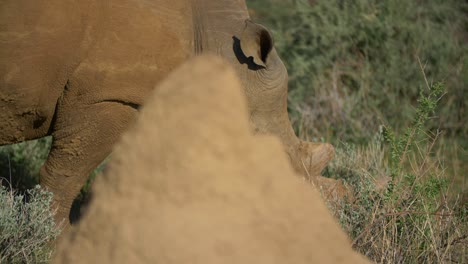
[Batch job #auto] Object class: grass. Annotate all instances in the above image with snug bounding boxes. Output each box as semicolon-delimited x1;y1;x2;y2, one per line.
323;81;467;263
327;138;467;262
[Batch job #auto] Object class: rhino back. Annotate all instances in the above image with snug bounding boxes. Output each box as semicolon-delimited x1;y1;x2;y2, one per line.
0;0;104;143
65;0;193;111
0;0;249;144
0;0;194;144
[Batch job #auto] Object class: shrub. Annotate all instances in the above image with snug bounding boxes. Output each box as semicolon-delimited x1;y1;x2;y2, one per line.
248;3;467;260
324;82;467;263
249;0;467;142
0;184;61;263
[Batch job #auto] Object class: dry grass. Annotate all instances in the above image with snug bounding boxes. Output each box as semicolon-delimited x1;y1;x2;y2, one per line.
322;127;467;263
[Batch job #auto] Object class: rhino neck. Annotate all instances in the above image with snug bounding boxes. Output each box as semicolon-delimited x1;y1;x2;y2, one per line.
191;0;249;57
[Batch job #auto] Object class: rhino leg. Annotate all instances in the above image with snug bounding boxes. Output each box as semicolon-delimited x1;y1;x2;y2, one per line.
39;100;137;226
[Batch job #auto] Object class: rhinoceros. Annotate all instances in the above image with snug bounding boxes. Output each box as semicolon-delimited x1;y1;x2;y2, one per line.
53;55;369;264
0;0;334;224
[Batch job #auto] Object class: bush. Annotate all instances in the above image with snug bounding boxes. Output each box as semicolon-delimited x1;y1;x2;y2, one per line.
0;184;61;263
324;82;467;263
249;0;467;142
248;3;467;261
328;140;467;263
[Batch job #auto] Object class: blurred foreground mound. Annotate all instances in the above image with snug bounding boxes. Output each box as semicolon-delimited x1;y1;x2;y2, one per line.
53;56;369;264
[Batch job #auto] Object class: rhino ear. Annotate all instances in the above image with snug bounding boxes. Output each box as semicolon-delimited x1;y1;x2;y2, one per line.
239;20;274;68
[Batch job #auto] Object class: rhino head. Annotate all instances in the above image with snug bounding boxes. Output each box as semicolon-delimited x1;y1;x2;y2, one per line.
193;7;334;177
235;20;334;177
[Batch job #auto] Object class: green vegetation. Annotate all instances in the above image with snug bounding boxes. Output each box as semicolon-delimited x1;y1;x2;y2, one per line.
249;0;467;262
0;137;51;191
325;82;466;263
0;184;60;263
249;0;467;142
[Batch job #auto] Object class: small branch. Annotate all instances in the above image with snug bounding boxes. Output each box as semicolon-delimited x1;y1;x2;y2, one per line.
417;57;431;91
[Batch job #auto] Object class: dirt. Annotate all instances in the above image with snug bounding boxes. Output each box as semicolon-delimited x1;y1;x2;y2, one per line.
53;56;370;263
